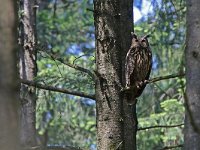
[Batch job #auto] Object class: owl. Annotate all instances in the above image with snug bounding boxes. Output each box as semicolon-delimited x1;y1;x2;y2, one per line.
125;32;152;104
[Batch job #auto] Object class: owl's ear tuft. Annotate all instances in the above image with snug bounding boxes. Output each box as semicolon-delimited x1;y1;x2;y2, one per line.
131;32;137;39
142;34;150;39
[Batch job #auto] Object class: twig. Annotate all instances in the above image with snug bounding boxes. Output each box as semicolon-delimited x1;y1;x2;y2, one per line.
20;79;95;100
46;52;95;80
153;83;172;98
86;8;94;12
51;56;63;77
157;144;183;150
53;0;58;18
148;72;185;84
73;54;88;64
138;123;184;131
47;145;82;150
57;1;76;9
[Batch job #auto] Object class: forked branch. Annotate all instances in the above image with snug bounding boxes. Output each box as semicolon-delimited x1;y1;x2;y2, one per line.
48;53;95;80
38;46;95;80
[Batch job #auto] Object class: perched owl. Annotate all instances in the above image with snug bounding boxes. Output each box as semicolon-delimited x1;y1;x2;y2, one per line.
125;32;152;104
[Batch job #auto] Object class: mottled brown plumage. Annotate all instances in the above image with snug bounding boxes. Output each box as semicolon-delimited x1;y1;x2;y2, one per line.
125;32;152;104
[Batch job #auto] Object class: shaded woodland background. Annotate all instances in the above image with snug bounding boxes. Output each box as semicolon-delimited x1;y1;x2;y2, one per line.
0;0;200;150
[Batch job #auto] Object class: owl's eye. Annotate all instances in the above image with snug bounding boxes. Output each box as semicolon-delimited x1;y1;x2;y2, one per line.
141;39;146;42
135;39;139;42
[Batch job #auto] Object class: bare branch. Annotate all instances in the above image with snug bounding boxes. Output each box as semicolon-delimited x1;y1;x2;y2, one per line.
157;144;183;150
121;72;185;92
20;79;95;100
37;46;95;80
47;52;95;80
138;123;184;131
86;8;94;12
148;72;185;84
47;145;82;150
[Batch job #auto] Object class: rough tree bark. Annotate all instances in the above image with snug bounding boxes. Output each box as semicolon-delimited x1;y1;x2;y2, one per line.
184;0;200;149
94;0;136;149
0;0;20;150
19;0;38;148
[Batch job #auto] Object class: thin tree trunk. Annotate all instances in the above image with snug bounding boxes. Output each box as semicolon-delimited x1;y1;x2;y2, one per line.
184;0;200;149
94;0;136;149
19;0;38;148
0;0;20;150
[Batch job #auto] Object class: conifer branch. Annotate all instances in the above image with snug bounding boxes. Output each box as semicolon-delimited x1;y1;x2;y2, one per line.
20;79;95;100
37;46;95;80
157;144;183;150
47;145;82;150
148;72;185;84
138;123;184;131
48;53;95;80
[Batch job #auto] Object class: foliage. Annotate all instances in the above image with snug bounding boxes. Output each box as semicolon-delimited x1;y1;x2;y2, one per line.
36;0;96;149
135;0;186;149
36;90;96;148
137;98;184;150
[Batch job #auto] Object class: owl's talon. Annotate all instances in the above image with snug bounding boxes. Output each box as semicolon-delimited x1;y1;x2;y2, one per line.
120;87;125;92
127;98;138;105
144;80;149;84
137;80;148;89
121;86;130;92
119;117;123;122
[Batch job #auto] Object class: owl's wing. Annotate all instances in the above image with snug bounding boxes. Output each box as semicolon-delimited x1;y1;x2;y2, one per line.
125;48;136;87
125;48;137;104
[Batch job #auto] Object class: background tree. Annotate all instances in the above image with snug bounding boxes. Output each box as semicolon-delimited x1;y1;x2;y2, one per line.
184;0;200;149
19;0;38;148
0;0;19;150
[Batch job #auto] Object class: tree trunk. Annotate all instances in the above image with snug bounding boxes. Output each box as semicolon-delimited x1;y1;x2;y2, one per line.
19;0;38;148
120;1;137;149
184;0;200;149
0;0;20;150
94;0;136;149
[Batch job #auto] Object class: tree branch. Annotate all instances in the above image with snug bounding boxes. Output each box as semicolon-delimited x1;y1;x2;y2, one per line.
157;144;183;150
121;72;185;92
138;123;184;131
46;52;95;80
148;72;185;84
47;145;82;150
20;79;95;100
